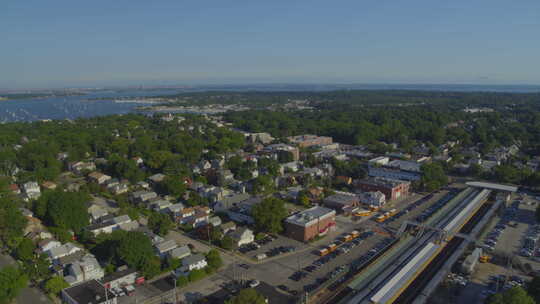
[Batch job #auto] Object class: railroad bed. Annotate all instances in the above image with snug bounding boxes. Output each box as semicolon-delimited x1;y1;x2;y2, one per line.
331;187;492;304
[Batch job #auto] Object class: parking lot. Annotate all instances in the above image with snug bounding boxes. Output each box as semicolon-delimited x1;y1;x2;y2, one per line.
221;230;385;295
451;193;540;303
384;190;451;230
173;188;459;300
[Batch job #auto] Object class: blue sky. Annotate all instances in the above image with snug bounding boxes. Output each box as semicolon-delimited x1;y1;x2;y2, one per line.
1;1;539;88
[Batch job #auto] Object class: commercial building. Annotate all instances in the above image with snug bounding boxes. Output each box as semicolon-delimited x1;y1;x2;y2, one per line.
287;134;333;148
263;143;300;161
368;159;422;181
284;206;336;242
355;177;410;201
62;280;117;304
323;192;360;213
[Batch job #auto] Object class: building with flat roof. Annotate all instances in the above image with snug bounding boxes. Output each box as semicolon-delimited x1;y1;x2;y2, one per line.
287;134;333;148
284;206;336;242
62;279;117;304
466;181;518;192
323;192;360;213
355;177;410;201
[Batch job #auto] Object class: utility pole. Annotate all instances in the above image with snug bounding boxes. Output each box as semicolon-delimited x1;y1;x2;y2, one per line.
173;277;178;304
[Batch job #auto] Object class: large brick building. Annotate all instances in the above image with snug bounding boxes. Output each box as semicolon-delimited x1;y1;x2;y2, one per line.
323;192;360;213
284;206;336;242
287;135;333;148
355;177;410;201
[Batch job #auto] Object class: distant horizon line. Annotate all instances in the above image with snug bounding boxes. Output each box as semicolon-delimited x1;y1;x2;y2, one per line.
1;82;540;93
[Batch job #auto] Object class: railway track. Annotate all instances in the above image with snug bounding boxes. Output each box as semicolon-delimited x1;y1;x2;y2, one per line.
394;202;492;304
327;189;481;304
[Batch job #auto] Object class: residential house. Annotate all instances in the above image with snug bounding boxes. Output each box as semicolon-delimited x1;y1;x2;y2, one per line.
247;132;274;144
212;193;251;212
226;197;262;224
130;191;158;204
46;243;82;261
69;161;96;175
132;157;144;167
41;181;57;190
154;240;178;258
88;172;111;185
64;254;104;286
136;181;150;189
183;206;210;228
176;254;207;276
108;183;129;195
150;199;173;212
228;227;254;247
211;158;226;169
169;245;191;260
216;169;235;186
8;184;20;194
37;239;62;253
164;203;185;217
19;207;33;218
86;215;138;236
148;173;166;184
208;216;222;227
88;204;109;223
22;181;41;200
220;222;237;234
282;162;300;173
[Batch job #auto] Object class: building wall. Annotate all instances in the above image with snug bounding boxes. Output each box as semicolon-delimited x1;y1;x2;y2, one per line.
356;182;409;201
368;166;421;181
285;214;335;242
107;272;138;289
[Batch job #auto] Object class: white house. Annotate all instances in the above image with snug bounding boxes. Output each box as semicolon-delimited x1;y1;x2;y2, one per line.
229;227;254;247
47;243;82;261
64;254;104;286
38;239;62;253
22;181;41;200
176;254;207;276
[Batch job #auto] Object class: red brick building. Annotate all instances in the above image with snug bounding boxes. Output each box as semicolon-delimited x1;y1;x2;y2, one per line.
284;206;336;242
355;177;410;201
287;135;333;148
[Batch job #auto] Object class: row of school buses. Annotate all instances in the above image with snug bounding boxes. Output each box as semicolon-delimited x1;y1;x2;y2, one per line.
353;207;398;223
318;230;361;256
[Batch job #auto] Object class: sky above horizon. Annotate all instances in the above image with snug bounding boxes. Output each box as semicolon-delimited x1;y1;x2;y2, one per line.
1;1;539;89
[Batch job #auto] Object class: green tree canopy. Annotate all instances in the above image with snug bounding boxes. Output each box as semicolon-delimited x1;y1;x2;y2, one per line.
0;266;28;304
527;276;540;302
251;197;288;233
148;212;173;236
15;238;35;262
44;276;69;295
117;231;155;270
206;249;223;271
35;189;90;233
225;288;266;304
486;286;535;304
420;162;448;192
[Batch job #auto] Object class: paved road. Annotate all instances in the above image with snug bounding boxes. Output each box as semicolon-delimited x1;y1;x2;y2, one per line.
0;253;51;304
